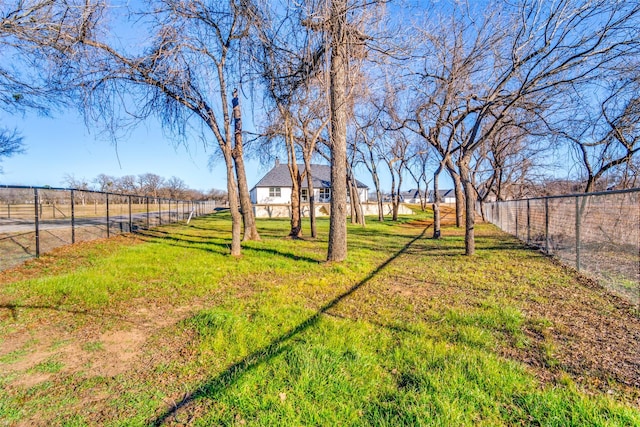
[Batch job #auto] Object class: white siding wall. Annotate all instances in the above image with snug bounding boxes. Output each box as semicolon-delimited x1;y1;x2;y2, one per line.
253;186;368;204
443;196;456;203
359;188;368;203
254;187;293;204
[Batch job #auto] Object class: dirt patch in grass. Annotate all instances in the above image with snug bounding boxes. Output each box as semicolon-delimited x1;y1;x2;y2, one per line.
1;302;199;389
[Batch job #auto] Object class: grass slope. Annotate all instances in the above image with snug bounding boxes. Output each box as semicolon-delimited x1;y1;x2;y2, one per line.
0;209;638;426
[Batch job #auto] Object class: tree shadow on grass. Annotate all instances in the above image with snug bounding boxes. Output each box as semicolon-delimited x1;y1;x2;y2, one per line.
135;229;323;264
148;224;431;426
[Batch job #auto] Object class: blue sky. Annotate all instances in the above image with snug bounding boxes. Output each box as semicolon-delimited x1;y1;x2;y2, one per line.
0;105;449;195
0;108;272;193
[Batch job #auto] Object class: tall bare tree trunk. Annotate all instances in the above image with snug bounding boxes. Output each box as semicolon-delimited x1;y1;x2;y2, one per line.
387;161;398;221
327;0;348;262
349;180;357;224
365;145;384;221
392;170;402;221
347;172;365;226
353;179;365;227
287;132;303;237
446;159;464;228
459;156;475;256
302;156;317;238
223;149;242;256
433;160;443;239
376;187;384;221
232;89;260;241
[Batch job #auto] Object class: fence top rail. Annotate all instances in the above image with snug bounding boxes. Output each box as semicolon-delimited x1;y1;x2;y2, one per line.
485;187;640;204
0;184;213;204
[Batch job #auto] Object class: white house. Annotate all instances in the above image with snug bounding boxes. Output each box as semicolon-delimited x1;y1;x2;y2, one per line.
250;161;369;206
434;189;456;204
400;189;423;203
398;189;456;204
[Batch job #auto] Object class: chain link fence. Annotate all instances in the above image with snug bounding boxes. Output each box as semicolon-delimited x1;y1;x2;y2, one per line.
481;188;640;308
0;185;217;271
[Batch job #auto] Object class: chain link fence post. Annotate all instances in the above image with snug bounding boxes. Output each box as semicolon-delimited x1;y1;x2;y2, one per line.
106;193;110;238
71;190;76;244
515;200;519;240
544;197;550;254
526;199;531;245
575;195;581;272
34;188;40;258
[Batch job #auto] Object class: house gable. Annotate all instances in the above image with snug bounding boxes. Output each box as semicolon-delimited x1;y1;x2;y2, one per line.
251;162;369;205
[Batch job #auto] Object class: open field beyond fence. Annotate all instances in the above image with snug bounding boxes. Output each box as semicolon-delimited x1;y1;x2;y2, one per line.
0;185;217;271
0;210;638;426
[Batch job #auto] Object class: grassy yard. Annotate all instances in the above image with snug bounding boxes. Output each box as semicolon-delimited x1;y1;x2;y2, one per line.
0;209;638;426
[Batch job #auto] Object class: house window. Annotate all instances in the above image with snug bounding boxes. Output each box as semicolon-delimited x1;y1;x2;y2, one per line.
319;188;331;202
269;187;281;198
301;189;309;202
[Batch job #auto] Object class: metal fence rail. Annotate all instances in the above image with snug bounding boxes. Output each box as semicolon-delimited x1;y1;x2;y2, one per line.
481;188;640;308
0;185;217;271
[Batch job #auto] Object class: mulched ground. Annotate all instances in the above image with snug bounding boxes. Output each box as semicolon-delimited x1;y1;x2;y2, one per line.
513;266;640;403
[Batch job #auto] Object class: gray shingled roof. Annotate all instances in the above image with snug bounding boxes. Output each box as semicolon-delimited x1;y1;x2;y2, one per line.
400;189;421;199
252;163;368;190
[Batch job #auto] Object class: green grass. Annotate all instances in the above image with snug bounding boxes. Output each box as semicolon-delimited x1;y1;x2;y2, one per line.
0;211;638;426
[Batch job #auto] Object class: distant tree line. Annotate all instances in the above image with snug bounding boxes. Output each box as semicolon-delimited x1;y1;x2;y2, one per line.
63;173;228;203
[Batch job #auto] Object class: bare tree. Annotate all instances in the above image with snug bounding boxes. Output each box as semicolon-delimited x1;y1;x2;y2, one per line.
207;188;229;204
1;1;93;169
406;145;432;211
284;113;304;238
93;173;116;193
250;1;325;239
54;0;266;255
62;173;89;205
557;76;640;193
325;0;350;261
403;10;478;232
117;175;139;194
346;135;365;226
256;106;305;238
164;176;188;199
456;1;640;255
137;173;164;199
294;87;330;237
381;130;414;221
407;0;640;255
354;117;385;221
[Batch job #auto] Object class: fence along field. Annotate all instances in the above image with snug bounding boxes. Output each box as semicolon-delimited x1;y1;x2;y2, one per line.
0;185;217;271
3;185;638;310
482;188;640;308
